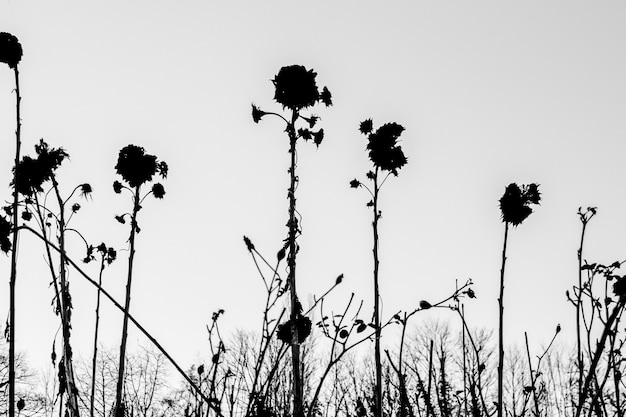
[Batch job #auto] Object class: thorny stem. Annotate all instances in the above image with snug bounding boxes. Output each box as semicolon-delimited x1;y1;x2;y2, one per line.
8;65;21;417
497;222;509;417
115;186;141;417
286;109;303;417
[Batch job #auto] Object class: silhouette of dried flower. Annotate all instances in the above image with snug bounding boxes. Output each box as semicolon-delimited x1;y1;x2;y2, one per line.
151;183;165;199
419;300;432;310
71;203;81;213
0;32;22;69
338;329;349;339
21;211;32;221
365;122;407;175
272;65;320;110
305;115;319;128
13;140;68;196
115;145;166;188
243;235;255;252
113;181;123;194
298;128;312;141
80;183;92;198
114;215;126;224
350;179;361;188
277;314;312;344
16;398;24;412
359;119;373;135
335;274;343;285
499;183;541;226
0;215;11;253
251;104;266;123
320;87;332;107
313;129;324;147
157;161;168;178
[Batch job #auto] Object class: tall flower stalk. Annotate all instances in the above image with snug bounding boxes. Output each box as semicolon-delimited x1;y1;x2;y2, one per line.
496;182;540;417
252;65;331;417
84;243;116;417
112;145;167;417
13;139;91;416
350;119;407;417
0;31;23;417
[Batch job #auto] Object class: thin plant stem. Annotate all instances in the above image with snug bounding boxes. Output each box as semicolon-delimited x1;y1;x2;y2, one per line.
52;179;80;417
286;108;303;417
8;64;21;417
372;167;382;417
115;185;141;417
497;221;509;417
90;254;106;417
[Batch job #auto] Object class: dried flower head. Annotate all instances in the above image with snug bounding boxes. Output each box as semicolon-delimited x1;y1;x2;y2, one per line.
272;65;330;111
13;140;68;196
80;183;93;199
364;121;407;175
113;180;123;194
359;119;373;135
0;32;22;69
0;215;11;253
251;104;265;123
151;183;165;199
499;183;541;226
276;314;312;344
115;145;166;188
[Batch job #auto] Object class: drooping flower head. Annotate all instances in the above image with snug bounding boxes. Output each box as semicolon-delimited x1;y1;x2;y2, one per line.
499;183;541;226
362;120;408;175
272;65;331;111
0;215;11;253
0;32;22;69
13;139;69;196
115;145;167;189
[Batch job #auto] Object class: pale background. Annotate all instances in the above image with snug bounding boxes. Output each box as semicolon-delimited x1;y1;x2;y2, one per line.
1;1;626;374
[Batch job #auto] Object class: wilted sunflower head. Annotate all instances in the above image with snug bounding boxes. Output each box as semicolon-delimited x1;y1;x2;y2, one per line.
13;140;68;196
499;183;541;226
0;32;22;69
365;122;407;175
272;65;329;111
0;215;11;253
115;145;166;188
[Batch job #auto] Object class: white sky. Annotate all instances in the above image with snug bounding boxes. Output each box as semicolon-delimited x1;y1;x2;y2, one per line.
1;1;626;374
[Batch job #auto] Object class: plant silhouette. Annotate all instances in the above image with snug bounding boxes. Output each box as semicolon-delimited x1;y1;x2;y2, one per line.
252;64;331;417
351;119;407;417
496;182;540;417
1;32;23;417
112;144;167;417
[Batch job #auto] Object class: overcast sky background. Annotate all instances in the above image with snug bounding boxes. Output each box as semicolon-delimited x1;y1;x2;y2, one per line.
1;1;626;375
